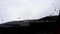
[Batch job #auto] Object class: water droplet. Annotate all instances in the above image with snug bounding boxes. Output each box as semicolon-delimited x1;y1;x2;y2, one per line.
59;10;60;13
18;17;20;19
52;3;54;5
50;15;52;16
1;19;3;22
55;9;56;11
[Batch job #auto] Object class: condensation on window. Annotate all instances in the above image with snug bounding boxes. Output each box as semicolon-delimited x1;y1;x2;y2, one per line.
0;0;60;24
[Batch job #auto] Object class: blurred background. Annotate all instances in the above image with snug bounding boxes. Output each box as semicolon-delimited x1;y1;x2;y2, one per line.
0;0;59;24
0;0;60;34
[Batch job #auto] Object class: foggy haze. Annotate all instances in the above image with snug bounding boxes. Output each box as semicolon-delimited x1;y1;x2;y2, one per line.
0;0;59;24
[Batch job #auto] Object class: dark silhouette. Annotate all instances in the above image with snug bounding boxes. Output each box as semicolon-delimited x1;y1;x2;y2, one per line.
0;15;59;34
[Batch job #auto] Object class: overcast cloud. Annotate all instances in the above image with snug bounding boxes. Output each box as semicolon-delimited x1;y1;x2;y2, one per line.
0;0;59;24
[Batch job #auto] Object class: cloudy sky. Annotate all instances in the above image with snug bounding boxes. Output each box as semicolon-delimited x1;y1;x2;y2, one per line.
0;0;60;24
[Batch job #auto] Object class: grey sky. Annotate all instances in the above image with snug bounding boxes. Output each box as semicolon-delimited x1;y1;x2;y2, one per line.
0;0;59;24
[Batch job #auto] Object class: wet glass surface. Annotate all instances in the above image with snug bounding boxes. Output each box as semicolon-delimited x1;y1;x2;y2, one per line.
0;0;59;24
